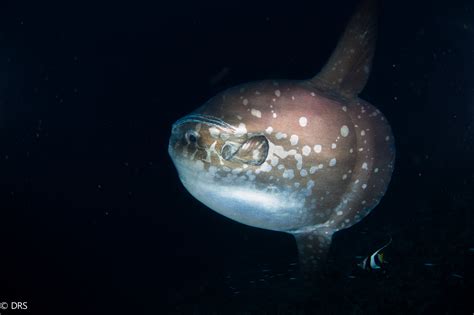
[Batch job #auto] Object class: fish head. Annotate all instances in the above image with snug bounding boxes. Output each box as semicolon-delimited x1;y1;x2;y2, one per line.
168;113;269;170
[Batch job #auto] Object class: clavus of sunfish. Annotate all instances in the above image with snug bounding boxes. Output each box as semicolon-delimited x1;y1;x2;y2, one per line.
168;0;395;283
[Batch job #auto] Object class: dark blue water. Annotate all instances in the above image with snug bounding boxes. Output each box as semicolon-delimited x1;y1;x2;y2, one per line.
0;0;472;313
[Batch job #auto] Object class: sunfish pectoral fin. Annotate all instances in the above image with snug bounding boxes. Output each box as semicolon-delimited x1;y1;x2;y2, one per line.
223;135;269;166
291;226;335;284
310;0;377;98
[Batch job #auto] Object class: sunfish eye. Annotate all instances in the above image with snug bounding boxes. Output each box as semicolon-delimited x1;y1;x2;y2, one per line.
185;130;199;144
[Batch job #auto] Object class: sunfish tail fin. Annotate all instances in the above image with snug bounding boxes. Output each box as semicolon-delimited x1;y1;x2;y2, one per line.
291;226;335;283
310;0;378;98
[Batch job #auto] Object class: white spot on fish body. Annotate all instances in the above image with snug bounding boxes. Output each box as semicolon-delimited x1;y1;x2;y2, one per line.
270;156;279;166
235;123;247;135
260;162;272;172
385;136;390;141
265;126;273;134
329;158;337;167
340;125;349;137
290;135;299;145
362;184;367;189
302;145;311;156
374;168;379;173
361;130;366;136
243;98;248;106
251;109;262;118
331;143;337;149
337;211;343;216
299;117;308;127
209;127;220;138
342;106;347;112
295;154;303;169
283;169;295;179
309;166;318;174
275;132;287;139
313;144;322;153
300;169;308;177
275;90;281;97
342;174;348;180
272;113;277;118
362;162;368;170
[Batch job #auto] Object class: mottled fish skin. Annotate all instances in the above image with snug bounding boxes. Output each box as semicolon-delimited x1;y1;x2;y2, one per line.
168;0;395;281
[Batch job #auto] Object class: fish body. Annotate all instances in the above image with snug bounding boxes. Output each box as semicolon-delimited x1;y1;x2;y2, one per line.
168;0;395;279
172;81;393;232
358;237;392;271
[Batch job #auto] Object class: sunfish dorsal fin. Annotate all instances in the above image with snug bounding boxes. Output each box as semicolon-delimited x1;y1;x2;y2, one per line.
310;0;377;98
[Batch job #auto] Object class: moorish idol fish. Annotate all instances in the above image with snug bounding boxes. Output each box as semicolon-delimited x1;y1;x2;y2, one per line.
358;237;392;271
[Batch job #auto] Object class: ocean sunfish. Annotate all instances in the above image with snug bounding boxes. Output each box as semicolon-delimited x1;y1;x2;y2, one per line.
168;0;395;280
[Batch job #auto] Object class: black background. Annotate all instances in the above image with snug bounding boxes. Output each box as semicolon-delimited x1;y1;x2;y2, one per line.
0;0;473;313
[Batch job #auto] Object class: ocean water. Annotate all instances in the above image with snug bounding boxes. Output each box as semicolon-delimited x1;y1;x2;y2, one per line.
0;0;472;314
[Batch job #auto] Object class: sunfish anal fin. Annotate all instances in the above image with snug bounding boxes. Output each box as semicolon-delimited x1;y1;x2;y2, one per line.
291;226;335;283
310;0;377;98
